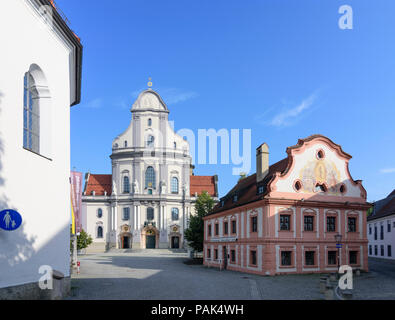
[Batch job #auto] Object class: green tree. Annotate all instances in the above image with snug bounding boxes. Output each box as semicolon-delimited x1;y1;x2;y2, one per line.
76;229;93;251
184;191;215;254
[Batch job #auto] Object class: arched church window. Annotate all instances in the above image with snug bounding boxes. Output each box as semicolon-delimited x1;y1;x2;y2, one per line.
147;207;154;221
148;118;152;126
97;226;103;238
171;177;179;194
123;207;130;220
123;176;130;193
23;72;40;153
145;166;156;189
147;135;155;147
97;208;103;218
171;208;179;221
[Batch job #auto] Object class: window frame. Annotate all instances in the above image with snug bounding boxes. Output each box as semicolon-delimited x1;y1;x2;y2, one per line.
280;251;292;266
328;251;337;265
171;208;179;221
122;207;130;221
250;250;257;266
327;216;336;232
123;175;130;193
304;215;314;232
347;217;357;232
23;72;40;154
171;176;179;194
251;216;258;233
145;166;156;189
280;214;291;231
147;207;154;221
97;226;103;238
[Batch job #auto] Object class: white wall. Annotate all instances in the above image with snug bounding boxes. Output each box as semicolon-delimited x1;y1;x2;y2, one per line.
367;215;395;260
0;0;75;288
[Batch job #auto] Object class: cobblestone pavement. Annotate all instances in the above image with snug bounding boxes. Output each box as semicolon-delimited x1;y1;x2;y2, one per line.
67;251;395;300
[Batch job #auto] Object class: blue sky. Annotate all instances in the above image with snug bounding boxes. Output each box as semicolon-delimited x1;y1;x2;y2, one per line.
57;0;395;202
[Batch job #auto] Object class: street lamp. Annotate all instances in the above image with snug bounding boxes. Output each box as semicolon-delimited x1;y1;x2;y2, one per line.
334;233;342;273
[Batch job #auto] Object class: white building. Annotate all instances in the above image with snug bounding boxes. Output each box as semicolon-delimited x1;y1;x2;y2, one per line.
81;88;218;252
367;190;395;260
0;0;82;299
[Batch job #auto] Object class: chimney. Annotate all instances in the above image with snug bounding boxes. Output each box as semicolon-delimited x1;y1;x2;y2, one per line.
256;143;269;183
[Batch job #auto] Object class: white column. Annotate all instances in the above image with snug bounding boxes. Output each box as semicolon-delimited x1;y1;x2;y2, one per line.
133;205;137;230
137;206;140;229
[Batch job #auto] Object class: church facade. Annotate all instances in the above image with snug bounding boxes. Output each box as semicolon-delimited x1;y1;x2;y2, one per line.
81;88;218;252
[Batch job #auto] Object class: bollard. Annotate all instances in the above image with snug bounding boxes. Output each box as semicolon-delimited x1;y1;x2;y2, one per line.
320;277;327;293
325;285;334;300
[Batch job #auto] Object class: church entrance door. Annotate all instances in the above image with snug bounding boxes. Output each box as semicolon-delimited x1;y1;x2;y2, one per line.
171;236;180;249
122;236;130;249
146;235;156;249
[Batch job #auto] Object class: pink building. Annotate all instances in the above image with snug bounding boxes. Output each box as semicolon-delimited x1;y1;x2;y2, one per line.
203;135;370;275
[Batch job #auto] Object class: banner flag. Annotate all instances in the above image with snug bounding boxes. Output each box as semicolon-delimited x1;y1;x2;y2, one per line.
70;171;83;234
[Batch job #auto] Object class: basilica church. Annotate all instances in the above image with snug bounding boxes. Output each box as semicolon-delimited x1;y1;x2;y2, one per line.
81;86;218;252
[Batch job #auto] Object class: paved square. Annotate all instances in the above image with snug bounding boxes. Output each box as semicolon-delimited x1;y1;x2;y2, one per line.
68;250;395;300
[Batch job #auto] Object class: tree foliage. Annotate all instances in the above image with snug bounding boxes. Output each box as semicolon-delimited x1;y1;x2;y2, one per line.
184;191;215;253
76;229;93;250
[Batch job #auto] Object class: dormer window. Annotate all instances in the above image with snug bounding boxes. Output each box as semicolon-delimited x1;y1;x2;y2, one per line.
258;186;264;194
221;200;225;207
315;183;327;193
124;141;127;148
233;195;238;203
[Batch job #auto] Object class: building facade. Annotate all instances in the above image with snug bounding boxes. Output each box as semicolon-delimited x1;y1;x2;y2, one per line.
0;0;82;298
81;88;218;252
203;135;370;275
367;190;395;260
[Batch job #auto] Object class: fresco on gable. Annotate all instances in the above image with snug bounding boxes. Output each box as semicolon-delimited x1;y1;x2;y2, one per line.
299;159;342;195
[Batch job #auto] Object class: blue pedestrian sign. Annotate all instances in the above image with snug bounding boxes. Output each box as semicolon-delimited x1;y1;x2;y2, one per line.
0;209;22;231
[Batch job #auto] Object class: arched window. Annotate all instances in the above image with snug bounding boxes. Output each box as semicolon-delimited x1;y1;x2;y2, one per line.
123;176;130;193
123;207;130;220
23;65;51;158
147;135;155;147
147;207;154;221
148;118;152;126
97;208;103;218
23;72;40;153
145;166;156;189
171;177;179;194
97;226;103;238
172;208;179;221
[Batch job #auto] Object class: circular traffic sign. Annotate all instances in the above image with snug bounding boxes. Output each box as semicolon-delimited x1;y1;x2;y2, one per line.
0;209;22;231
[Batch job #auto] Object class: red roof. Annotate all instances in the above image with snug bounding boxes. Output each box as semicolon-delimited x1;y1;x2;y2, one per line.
84;174;112;196
210;158;289;215
190;175;217;197
83;173;217;197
